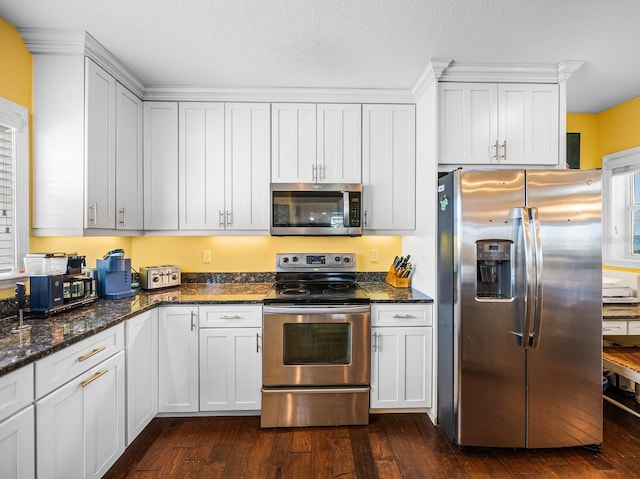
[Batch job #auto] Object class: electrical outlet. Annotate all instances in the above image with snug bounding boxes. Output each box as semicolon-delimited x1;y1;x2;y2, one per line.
202;250;212;263
370;249;379;263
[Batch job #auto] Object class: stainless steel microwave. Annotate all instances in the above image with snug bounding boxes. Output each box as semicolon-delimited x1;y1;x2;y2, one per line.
270;183;363;236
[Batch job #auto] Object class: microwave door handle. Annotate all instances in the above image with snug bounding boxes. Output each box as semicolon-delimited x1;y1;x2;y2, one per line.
343;190;350;229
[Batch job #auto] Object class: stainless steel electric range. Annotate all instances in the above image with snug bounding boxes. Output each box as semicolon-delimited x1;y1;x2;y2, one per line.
261;253;371;428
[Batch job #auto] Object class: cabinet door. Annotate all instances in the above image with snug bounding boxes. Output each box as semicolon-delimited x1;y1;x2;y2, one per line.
225;103;271;231
158;306;199;412
179;102;225;230
317;104;362;183
115;83;144;230
498;83;559;165
439;83;498;165
125;310;158;445
370;327;432;409
85;58;116;229
144;102;179;230
362;104;416;231
199;327;262;411
271;103;317;182
84;351;125;479
0;406;35;479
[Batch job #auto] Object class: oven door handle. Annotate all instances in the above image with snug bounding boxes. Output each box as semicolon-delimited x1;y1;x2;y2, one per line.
263;305;371;315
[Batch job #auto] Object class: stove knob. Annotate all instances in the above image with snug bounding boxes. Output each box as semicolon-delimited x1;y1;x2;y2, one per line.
291;256;299;263
334;256;341;263
343;256;350;264
282;257;289;264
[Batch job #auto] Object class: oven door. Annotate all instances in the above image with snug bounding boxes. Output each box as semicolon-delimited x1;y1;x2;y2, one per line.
262;304;370;387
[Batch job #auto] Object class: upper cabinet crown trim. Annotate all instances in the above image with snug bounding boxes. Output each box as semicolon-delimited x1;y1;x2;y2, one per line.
19;28;145;99
435;60;585;84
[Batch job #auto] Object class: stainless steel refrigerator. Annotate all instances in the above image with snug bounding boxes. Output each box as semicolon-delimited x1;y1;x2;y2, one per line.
437;169;602;448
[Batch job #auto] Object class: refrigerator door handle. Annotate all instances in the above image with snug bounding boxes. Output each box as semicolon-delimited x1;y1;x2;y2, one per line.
529;207;544;348
519;206;538;349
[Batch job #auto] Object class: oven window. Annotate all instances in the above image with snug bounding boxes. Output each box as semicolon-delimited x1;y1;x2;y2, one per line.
272;191;344;228
283;323;351;365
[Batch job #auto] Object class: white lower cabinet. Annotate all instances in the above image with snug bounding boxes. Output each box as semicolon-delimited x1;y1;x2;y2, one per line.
36;350;125;479
0;406;34;479
0;364;35;479
125;310;158;444
199;305;262;411
370;304;433;409
158;306;199;413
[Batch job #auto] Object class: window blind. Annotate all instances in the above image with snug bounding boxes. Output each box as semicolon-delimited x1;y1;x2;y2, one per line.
0;124;15;273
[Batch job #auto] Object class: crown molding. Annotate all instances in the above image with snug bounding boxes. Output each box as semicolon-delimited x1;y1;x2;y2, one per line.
142;86;415;103
437;60;584;84
18;29;584;105
412;58;453;99
19;28;145;98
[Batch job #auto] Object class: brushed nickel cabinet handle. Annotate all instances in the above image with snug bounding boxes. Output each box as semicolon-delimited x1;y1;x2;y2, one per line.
219;210;225;227
393;314;415;319
256;333;261;353
220;315;241;320
80;369;108;388
190;311;197;331
119;207;126;226
77;346;107;362
226;210;232;226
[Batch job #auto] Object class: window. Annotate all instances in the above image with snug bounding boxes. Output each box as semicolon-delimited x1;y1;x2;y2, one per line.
602;147;640;267
0;97;29;286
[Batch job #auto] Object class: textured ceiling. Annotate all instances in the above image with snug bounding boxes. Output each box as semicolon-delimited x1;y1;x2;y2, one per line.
1;0;639;113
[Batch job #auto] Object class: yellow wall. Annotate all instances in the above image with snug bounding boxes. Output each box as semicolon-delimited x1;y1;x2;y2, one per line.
566;113;599;169
0;18;31;108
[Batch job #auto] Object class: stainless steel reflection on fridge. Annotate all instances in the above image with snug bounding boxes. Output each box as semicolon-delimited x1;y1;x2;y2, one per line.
437;169;602;449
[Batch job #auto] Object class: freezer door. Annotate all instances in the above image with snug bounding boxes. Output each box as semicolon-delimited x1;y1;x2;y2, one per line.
456;170;528;447
525;169;602;448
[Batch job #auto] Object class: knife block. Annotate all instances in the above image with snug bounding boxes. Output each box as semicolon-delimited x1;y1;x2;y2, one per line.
386;266;410;288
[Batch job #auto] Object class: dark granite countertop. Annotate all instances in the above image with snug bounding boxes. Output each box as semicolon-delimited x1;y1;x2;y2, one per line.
0;281;433;376
603;303;640;320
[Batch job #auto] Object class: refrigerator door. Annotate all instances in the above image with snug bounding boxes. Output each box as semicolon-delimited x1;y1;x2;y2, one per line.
525;170;602;448
456;170;528;447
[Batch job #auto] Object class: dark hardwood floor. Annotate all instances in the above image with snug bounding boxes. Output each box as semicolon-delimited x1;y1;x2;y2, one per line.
105;397;640;479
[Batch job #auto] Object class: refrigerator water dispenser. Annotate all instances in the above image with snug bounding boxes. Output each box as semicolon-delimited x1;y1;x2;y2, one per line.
475;240;513;299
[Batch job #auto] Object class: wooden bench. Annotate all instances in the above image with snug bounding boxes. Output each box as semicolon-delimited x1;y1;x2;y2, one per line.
603;346;640;417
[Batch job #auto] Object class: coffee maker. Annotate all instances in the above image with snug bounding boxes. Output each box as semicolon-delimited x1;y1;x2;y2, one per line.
28;253;97;315
96;249;134;299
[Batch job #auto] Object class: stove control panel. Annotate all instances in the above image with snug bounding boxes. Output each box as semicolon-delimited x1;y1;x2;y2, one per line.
140;266;181;290
276;253;356;271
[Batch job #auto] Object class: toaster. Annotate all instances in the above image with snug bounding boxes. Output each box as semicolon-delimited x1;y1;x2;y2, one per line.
140;266;181;290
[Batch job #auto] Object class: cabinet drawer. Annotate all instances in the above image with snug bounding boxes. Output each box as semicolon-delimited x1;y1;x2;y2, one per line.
628;321;640;335
602;321;628;335
0;364;34;422
199;305;262;328
35;323;124;399
372;304;432;327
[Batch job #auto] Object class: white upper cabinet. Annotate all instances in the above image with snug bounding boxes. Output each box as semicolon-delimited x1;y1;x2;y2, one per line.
271;103;317;182
144;102;179;230
31;55;143;235
85;59;116;229
224;103;271;231
362;104;416;232
272;103;362;183
316;104;362;183
178;102;225;230
178;102;270;231
114;83;144;230
439;82;559;166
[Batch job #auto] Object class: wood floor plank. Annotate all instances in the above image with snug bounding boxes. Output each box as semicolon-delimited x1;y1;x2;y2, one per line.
105;402;640;479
